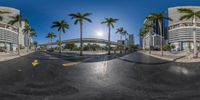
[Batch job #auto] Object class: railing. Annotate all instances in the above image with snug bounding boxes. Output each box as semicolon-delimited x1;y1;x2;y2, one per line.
0;22;18;33
169;22;200;31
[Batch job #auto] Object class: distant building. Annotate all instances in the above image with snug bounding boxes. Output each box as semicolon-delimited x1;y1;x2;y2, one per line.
168;6;200;51
127;34;134;46
117;40;125;46
139;28;143;49
0;6;31;52
142;16;167;50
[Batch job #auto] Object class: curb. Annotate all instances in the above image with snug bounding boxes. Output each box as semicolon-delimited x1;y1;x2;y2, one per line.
139;51;177;61
0;51;34;62
139;51;191;63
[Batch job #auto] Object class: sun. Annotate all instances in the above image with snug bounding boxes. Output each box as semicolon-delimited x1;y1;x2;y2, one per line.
96;31;104;38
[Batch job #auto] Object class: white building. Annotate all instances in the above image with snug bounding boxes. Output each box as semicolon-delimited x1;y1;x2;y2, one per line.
0;6;30;52
168;6;200;51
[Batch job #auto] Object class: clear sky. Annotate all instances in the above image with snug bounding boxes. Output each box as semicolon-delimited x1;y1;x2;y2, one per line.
1;0;200;44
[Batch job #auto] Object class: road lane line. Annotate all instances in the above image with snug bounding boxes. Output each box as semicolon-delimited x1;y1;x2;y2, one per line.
62;62;81;67
32;60;39;67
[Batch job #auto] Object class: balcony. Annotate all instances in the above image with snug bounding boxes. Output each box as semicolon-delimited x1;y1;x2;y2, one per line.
0;22;18;33
168;22;200;31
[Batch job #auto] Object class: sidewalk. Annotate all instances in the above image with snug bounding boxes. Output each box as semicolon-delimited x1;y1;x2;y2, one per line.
0;50;34;62
139;50;186;62
176;52;200;63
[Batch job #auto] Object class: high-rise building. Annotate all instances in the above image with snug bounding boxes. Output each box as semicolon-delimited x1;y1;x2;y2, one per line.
128;34;134;46
141;16;166;50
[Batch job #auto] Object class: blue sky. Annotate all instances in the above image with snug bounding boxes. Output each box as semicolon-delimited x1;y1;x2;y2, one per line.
1;0;200;44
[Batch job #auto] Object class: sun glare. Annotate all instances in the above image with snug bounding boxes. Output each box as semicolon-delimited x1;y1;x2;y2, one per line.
96;31;104;38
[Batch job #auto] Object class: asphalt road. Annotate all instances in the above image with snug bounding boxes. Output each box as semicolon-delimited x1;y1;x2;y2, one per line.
0;51;200;100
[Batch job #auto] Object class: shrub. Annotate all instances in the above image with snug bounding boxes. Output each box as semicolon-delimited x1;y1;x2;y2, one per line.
163;44;176;51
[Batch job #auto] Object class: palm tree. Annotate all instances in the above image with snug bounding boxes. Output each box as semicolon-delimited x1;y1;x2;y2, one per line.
33;41;38;52
51;20;69;54
29;28;37;49
123;30;129;53
143;23;153;54
116;27;124;53
69;12;92;56
30;29;37;38
101;18;118;55
0;10;9;21
140;27;149;50
45;35;50;49
140;28;148;38
178;8;200;58
147;12;172;56
47;32;56;48
22;21;31;52
23;20;35;50
8;14;23;55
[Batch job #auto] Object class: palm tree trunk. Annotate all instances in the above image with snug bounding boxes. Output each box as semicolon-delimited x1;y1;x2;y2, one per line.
193;15;198;58
27;33;30;52
125;35;126;54
51;37;53;49
80;22;83;56
158;20;163;56
149;28;152;54
17;27;20;55
47;38;49;49
120;35;122;54
108;25;111;55
59;31;62;54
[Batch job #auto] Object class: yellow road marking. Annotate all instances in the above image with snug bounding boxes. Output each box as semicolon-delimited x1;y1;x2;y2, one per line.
62;62;80;67
32;60;39;67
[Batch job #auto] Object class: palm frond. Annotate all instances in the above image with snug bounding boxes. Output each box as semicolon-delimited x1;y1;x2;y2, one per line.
8;15;23;27
0;10;10;14
83;13;92;17
111;23;114;28
84;18;92;23
52;20;69;33
101;21;107;24
74;20;79;25
180;14;193;20
113;18;119;22
69;13;79;19
116;27;124;34
195;11;200;19
101;17;118;27
70;12;92;25
178;8;193;14
163;16;173;21
8;20;17;25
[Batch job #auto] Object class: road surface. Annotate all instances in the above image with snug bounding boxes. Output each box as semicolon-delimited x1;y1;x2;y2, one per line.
0;51;200;100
